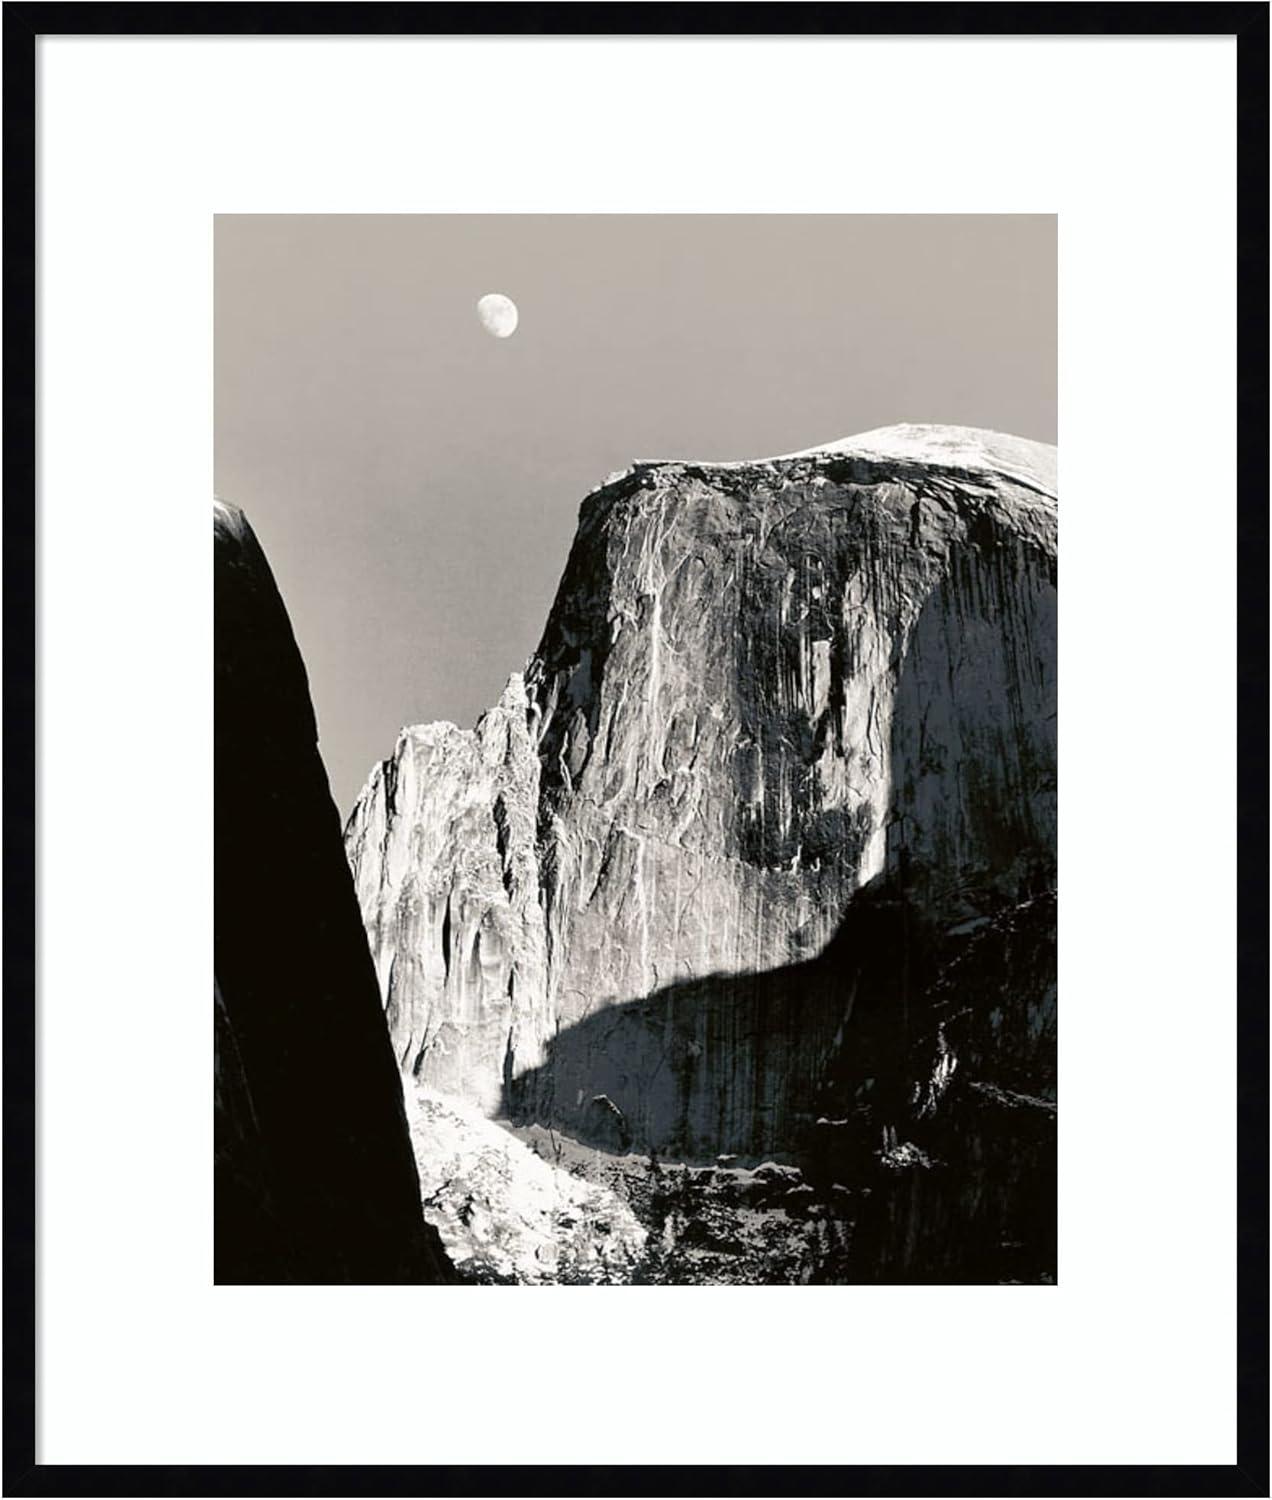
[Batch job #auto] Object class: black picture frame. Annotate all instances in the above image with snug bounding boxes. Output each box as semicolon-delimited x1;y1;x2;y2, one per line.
4;5;1267;1495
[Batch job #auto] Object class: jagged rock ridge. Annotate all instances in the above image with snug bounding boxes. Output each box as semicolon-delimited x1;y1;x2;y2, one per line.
346;425;1056;1189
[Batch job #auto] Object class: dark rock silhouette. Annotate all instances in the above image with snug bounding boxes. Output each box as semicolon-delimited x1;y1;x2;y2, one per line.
214;501;454;1283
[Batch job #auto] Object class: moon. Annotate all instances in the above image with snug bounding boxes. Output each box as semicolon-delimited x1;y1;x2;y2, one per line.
477;292;518;340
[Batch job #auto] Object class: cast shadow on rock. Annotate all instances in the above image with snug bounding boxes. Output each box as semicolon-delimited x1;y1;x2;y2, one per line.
503;563;1057;1283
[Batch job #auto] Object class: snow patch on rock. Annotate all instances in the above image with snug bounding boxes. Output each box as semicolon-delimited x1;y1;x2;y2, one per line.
406;1087;647;1284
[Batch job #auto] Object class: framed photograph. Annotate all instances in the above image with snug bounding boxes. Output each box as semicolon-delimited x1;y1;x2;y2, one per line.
6;4;1267;1494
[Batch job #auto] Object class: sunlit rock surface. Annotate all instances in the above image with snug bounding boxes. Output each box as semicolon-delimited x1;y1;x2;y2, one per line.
347;425;1057;1278
408;1089;645;1284
347;676;549;1118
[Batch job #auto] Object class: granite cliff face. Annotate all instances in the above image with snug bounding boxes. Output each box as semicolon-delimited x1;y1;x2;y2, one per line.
215;501;454;1284
347;426;1057;1211
347;677;550;1118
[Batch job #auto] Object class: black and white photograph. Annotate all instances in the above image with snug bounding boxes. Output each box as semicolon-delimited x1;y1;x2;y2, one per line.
13;10;1262;1488
214;214;1058;1286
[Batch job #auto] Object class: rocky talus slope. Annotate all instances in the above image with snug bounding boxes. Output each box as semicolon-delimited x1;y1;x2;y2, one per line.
347;425;1057;1281
215;501;454;1283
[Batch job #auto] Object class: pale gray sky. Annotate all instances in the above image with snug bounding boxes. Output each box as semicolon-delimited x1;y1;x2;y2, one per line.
215;215;1056;813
